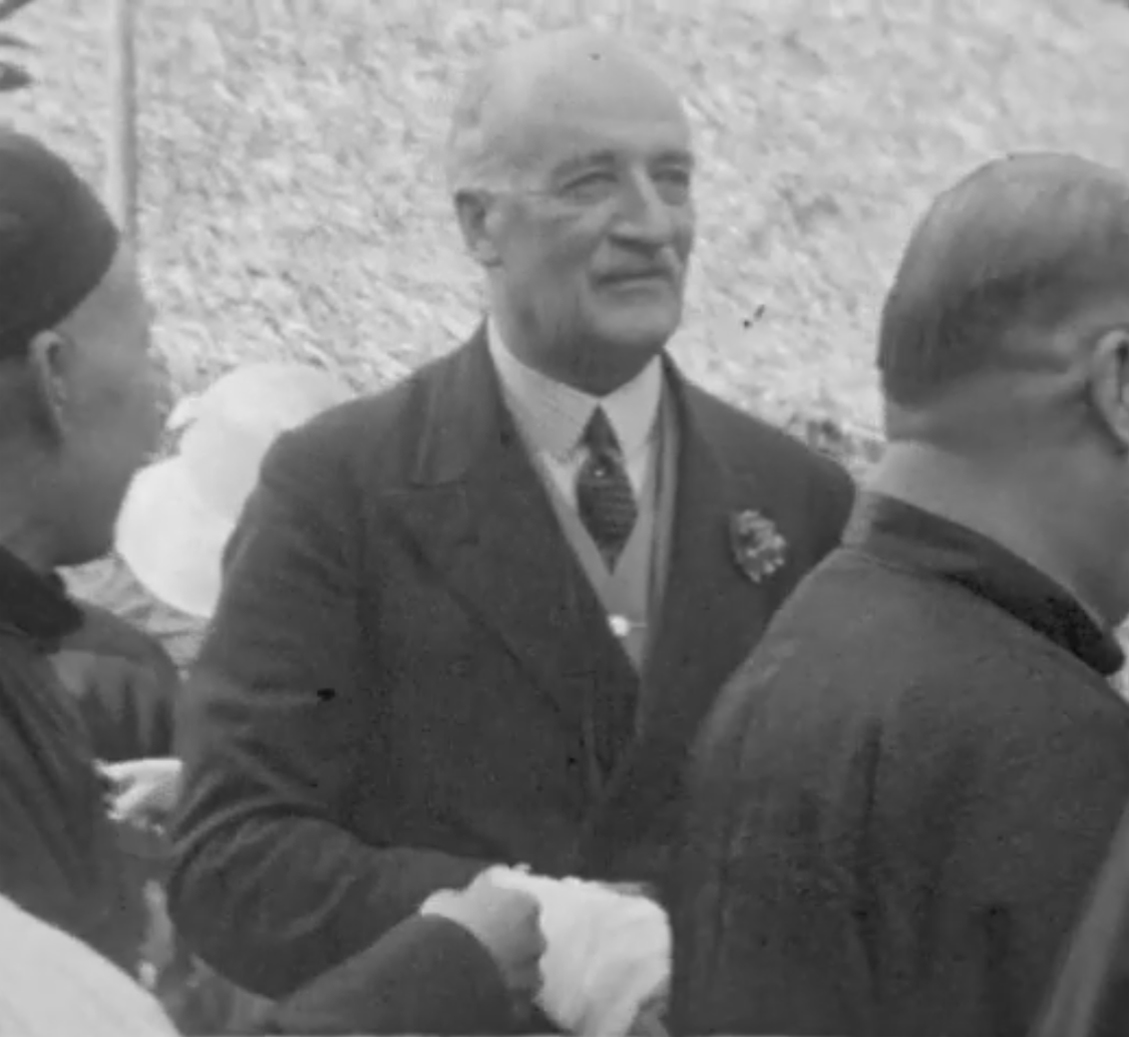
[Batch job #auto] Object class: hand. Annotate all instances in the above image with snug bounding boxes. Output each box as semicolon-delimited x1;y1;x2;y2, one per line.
421;871;545;1017
99;757;182;826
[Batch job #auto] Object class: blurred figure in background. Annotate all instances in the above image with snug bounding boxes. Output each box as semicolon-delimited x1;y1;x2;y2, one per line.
0;128;166;973
67;361;356;822
117;361;356;629
64;360;356;671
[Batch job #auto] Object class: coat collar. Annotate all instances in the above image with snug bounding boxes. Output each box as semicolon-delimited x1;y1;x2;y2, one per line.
851;493;1125;677
0;546;82;648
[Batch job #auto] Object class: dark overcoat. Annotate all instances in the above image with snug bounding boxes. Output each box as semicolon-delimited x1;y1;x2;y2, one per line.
670;519;1129;1037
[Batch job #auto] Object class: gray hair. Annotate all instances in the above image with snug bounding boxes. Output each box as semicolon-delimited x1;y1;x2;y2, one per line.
444;30;667;198
444;57;522;197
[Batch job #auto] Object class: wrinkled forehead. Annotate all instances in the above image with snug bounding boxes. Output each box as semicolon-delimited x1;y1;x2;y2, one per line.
505;54;693;176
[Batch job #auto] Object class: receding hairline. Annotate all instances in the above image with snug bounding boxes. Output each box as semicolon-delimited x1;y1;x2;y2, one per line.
444;30;685;194
902;153;1129;289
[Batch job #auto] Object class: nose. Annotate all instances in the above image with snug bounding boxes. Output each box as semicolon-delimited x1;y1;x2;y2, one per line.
612;169;679;248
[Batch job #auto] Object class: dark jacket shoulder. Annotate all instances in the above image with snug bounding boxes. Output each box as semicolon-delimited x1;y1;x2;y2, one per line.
261;347;460;486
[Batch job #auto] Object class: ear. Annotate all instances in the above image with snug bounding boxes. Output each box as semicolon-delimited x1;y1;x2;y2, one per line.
1088;326;1129;451
24;328;76;442
453;188;504;268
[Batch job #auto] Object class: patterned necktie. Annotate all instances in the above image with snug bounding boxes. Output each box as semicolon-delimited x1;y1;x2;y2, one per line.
576;407;637;568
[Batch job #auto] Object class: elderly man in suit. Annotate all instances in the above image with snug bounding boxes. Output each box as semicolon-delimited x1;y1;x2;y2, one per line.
168;26;855;1020
669;153;1129;1037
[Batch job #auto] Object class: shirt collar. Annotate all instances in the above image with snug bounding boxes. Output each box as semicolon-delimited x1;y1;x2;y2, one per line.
848;493;1125;677
0;545;83;647
487;318;664;461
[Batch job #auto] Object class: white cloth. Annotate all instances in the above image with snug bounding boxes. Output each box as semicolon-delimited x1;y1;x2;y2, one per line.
0;894;177;1036
486;866;670;1036
115;361;352;618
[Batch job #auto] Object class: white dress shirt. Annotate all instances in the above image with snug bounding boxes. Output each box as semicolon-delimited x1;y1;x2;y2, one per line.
487;320;664;508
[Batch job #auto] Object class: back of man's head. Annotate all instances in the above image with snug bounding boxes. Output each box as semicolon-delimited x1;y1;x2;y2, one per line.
871;153;1129;627
878;153;1129;445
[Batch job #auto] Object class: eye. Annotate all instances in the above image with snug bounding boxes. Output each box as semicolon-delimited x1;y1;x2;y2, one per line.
562;171;618;202
653;168;692;203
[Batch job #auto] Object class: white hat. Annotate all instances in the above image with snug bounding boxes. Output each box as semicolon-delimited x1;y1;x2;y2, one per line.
115;362;353;619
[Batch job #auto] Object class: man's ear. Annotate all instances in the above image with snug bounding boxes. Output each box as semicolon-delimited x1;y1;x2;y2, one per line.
1088;326;1129;451
24;328;75;442
453;189;504;268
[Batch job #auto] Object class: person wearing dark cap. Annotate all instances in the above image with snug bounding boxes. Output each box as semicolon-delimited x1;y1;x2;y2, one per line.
667;152;1129;1037
0;129;549;1036
0;128;167;975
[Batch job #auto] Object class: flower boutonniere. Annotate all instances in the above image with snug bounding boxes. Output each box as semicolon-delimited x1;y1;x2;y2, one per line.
729;509;788;584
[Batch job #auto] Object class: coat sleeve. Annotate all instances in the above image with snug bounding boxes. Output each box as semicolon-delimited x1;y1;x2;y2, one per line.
267;914;514;1036
167;425;490;999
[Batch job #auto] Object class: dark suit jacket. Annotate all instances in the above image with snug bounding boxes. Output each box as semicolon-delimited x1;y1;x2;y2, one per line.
669;543;1129;1037
168;329;854;1008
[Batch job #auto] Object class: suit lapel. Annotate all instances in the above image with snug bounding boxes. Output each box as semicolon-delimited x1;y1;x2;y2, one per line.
578;371;789;868
638;371;783;738
390;330;640;770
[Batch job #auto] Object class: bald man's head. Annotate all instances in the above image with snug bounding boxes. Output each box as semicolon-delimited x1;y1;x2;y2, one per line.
445;29;687;195
444;30;695;395
879;153;1129;419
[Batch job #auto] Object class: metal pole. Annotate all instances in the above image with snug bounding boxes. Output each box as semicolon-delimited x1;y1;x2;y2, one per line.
107;0;138;246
